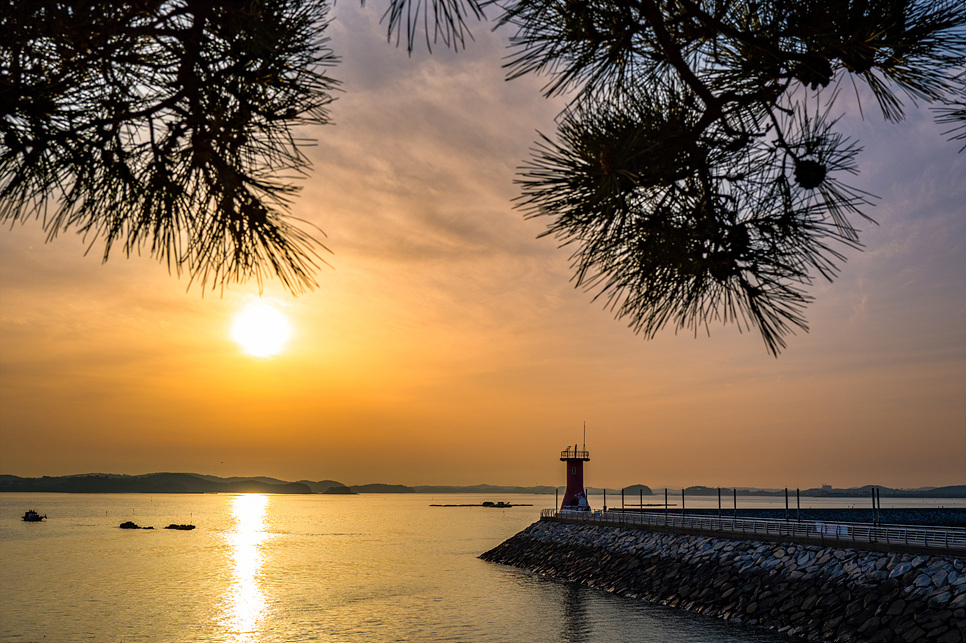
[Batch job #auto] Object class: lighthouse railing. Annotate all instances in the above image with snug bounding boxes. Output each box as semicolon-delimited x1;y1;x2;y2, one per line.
540;509;966;553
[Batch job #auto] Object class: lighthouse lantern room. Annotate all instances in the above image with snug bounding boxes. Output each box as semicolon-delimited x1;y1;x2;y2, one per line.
559;443;590;512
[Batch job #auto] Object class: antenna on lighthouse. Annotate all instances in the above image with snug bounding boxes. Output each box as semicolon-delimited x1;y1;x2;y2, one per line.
583;421;586;451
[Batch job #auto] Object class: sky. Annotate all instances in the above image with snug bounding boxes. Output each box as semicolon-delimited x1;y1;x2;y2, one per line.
1;5;964;490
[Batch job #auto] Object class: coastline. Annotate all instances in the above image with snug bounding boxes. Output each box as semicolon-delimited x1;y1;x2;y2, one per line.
3;473;965;499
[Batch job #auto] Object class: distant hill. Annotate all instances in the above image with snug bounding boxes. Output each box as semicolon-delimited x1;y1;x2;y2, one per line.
929;485;966;498
351;484;414;493
296;479;348;493
586;487;653;495
669;486;787;496
194;474;293;486
802;484;966;498
621;484;654;496
322;485;356;494
679;486;784;496
0;473;312;494
669;485;966;498
3;474;962;497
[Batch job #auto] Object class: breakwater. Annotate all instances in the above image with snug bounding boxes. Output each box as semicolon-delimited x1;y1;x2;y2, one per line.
480;519;966;643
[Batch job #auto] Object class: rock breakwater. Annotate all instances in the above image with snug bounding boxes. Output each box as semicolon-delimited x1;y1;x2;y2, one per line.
480;519;966;642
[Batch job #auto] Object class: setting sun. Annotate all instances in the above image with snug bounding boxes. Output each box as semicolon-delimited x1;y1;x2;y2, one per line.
231;301;293;358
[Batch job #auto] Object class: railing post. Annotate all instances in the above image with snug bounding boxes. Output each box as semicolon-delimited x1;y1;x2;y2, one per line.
571;504;964;554
664;488;668;527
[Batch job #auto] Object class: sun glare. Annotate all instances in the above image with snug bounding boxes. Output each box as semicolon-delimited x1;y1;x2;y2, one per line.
221;494;272;642
231;301;293;357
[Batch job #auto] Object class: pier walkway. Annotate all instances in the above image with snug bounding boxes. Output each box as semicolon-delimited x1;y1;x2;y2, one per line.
541;508;966;556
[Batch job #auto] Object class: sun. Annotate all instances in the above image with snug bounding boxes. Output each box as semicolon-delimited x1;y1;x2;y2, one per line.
231;301;293;357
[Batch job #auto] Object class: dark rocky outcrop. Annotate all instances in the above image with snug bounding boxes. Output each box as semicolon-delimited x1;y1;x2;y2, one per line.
481;520;966;643
164;524;195;530
118;521;153;529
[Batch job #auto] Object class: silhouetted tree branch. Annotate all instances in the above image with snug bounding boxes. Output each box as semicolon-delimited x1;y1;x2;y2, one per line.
1;0;338;292
1;0;964;354
492;0;964;354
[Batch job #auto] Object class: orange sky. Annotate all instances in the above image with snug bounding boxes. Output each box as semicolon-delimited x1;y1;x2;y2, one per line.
1;5;964;490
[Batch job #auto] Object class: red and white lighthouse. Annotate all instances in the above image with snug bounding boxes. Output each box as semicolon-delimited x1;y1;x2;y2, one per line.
560;443;590;511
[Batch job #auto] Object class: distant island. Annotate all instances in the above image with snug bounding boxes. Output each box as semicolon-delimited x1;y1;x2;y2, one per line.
680;484;966;499
0;474;570;495
0;473;315;494
321;484;356;495
1;473;963;497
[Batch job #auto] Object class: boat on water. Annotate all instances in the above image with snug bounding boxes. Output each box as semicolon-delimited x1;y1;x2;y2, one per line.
22;509;46;522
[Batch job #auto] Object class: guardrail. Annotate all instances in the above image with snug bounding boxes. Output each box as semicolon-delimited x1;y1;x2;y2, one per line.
540;509;966;552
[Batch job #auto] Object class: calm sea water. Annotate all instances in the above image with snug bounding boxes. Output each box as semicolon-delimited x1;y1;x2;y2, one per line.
1;492;926;643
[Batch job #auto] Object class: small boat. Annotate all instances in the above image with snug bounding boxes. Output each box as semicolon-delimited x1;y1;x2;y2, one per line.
22;509;46;522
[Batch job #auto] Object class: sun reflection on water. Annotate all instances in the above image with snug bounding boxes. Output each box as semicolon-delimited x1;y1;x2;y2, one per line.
221;494;273;642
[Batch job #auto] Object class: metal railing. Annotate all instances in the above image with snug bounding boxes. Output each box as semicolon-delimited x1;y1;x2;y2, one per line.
540;509;966;552
560;448;590;460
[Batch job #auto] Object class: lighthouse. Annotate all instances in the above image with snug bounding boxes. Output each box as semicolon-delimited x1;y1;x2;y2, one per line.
560;443;590;511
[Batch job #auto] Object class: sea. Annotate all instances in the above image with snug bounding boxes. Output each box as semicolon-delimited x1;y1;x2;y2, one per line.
2;493;961;643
